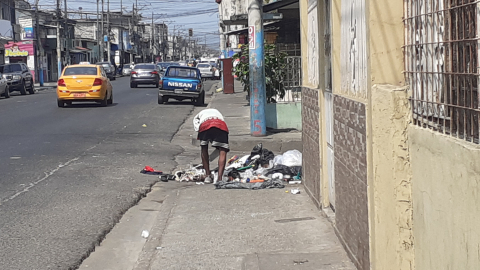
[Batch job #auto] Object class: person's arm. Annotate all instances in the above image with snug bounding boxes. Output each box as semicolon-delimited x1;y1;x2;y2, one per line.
193;112;201;132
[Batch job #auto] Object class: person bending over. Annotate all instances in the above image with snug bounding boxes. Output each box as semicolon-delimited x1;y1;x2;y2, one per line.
193;108;229;183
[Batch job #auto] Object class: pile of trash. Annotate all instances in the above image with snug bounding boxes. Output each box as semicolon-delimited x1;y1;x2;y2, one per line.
214;144;302;190
170;143;302;190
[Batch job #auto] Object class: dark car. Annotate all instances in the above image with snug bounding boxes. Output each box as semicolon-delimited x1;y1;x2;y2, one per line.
0;63;35;95
95;62;115;80
130;63;161;88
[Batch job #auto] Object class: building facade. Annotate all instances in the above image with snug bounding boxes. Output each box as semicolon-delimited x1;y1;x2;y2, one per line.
301;0;480;269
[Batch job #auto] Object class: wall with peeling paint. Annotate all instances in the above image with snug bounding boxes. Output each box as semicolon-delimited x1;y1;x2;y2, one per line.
371;85;414;270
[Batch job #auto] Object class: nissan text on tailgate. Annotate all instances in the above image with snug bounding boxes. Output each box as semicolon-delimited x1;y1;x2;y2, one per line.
158;66;204;105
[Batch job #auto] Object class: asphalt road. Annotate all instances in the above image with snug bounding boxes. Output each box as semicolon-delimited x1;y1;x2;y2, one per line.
0;77;217;270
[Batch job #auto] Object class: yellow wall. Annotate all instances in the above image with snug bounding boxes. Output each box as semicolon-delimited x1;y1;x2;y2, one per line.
368;0;405;86
299;0;309;87
409;127;480;270
371;85;414;270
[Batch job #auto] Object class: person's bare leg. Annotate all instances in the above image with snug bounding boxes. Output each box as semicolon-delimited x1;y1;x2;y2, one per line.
217;147;228;181
201;145;210;178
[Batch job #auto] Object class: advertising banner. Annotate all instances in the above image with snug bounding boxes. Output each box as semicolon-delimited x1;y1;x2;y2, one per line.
5;41;34;57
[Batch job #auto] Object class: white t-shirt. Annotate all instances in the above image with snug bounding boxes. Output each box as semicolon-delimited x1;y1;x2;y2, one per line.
193;109;225;132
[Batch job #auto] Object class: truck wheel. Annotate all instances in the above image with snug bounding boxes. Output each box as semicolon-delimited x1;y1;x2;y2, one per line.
20;81;27;95
158;95;164;104
195;91;205;106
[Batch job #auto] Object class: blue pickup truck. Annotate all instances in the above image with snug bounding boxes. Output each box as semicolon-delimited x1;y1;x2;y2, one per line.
158;66;205;105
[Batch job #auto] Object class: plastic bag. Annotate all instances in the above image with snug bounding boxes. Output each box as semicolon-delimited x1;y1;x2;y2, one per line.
273;155;284;166
281;150;302;167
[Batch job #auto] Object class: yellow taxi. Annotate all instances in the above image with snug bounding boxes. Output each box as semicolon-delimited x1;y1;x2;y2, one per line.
57;63;113;107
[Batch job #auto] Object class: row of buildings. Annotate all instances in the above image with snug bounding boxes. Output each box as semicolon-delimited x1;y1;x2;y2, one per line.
220;0;480;269
0;0;206;83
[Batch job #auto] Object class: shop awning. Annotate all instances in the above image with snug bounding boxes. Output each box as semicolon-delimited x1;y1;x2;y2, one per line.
70;46;91;53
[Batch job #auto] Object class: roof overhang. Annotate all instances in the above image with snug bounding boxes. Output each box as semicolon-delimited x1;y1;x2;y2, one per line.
223;13;283;26
263;0;299;12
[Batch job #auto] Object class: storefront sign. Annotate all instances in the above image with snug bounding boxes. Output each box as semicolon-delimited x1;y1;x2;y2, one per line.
5;41;34;57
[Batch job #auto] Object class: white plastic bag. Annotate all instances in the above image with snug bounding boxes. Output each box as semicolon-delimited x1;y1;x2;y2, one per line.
281;150;302;167
273;155;284;166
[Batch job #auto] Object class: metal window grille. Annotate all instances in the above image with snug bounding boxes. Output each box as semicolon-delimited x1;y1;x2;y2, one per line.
404;0;480;143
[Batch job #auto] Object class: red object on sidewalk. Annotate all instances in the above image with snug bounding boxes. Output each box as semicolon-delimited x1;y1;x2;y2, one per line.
220;58;234;94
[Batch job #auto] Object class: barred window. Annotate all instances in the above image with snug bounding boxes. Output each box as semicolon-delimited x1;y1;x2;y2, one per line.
404;0;479;143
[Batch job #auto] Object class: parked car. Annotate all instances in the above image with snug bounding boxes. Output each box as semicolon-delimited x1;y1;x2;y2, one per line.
122;64;132;76
0;63;35;95
0;73;9;99
158;66;204;105
157;62;176;78
56;64;113;107
95;62;115;80
130;63;161;88
196;63;214;80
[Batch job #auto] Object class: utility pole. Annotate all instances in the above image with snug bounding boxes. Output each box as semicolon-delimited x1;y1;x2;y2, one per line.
218;1;226;58
101;0;104;61
56;0;61;78
34;0;43;86
96;0;100;62
151;12;154;62
64;0;69;65
248;0;266;136
107;0;111;63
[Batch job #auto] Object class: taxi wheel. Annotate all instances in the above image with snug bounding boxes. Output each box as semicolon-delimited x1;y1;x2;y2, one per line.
107;91;113;105
19;81;27;95
100;94;108;107
57;99;64;108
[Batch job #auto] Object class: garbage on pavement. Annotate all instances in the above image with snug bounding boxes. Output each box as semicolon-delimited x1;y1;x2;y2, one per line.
213;143;303;189
166;143;303;189
140;166;163;175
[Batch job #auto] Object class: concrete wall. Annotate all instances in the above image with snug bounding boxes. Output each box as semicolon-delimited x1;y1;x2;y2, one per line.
265;102;302;130
371;85;413;270
409;128;480;270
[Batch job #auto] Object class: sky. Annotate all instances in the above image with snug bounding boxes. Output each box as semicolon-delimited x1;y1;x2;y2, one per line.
34;0;221;49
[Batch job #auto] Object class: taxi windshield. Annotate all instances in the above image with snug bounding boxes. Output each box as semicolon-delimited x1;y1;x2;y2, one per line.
64;67;98;75
167;67;198;78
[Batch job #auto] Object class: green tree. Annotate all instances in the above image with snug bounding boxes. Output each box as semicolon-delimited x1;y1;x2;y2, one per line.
232;44;287;103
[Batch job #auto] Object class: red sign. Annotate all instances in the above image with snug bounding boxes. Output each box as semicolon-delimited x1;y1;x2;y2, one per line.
248;26;255;49
5;41;34;57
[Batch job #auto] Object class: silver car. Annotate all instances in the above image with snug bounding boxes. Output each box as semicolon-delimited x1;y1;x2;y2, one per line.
122;64;132;76
196;63;214;80
0;73;9;98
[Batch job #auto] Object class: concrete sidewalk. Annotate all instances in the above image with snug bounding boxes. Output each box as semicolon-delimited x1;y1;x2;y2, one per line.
79;79;355;270
34;82;57;91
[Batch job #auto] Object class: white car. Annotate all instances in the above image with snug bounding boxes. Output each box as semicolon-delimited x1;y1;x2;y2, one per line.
196;63;214;80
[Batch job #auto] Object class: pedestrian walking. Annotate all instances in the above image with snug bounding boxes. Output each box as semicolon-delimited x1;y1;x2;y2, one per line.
193;108;229;183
